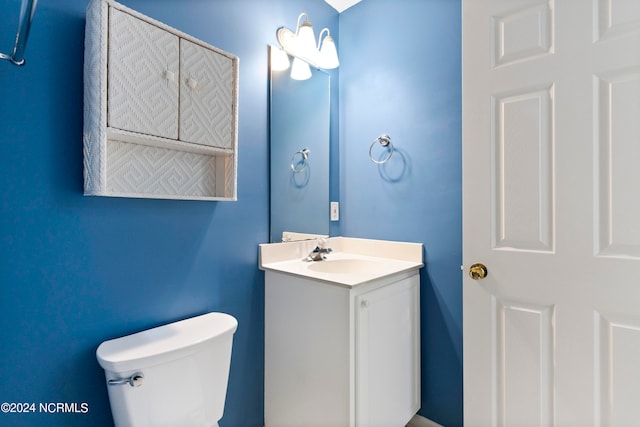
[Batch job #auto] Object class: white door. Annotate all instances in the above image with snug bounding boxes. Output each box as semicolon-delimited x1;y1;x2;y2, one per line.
463;0;640;426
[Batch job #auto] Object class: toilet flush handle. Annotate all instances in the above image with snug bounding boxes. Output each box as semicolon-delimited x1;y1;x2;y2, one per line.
107;372;144;388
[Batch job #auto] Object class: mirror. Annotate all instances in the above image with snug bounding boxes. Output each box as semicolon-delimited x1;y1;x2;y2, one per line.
269;47;330;242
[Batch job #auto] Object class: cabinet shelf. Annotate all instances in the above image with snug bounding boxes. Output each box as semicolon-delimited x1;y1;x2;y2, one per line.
106;128;235;157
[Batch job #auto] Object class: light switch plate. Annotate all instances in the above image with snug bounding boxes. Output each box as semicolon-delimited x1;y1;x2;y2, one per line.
330;202;339;221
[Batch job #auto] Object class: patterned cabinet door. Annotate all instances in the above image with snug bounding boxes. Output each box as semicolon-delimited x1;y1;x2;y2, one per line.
179;39;234;149
107;7;179;139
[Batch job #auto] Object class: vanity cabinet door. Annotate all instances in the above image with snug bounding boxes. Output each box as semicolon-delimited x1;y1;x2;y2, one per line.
180;39;235;149
107;7;179;139
355;274;420;427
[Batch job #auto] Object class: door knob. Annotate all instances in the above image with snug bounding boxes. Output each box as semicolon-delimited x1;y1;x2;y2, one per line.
469;263;488;280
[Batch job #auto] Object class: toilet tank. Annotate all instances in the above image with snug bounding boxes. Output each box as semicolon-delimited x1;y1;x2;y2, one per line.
97;312;238;427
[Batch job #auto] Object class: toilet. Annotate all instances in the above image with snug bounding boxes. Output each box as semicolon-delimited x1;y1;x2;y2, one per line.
96;312;238;427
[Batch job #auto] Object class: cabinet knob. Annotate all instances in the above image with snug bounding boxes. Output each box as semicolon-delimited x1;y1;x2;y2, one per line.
187;77;199;90
361;300;369;308
163;70;175;82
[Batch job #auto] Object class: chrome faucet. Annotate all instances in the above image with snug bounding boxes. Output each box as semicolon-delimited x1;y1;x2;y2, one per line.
304;239;332;261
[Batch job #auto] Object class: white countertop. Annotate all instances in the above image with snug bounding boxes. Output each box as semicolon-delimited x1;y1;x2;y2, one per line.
259;237;424;287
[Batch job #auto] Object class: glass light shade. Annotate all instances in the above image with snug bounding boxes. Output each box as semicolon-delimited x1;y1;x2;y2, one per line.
319;35;339;69
296;22;317;58
271;47;290;71
290;57;312;80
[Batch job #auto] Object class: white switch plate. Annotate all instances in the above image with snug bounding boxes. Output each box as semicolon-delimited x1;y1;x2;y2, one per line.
330;202;339;221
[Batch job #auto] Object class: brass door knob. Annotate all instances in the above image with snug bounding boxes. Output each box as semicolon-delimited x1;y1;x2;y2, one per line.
469;263;488;280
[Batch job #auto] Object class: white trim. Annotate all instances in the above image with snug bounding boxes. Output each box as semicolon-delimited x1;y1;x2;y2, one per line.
406;414;445;427
265;413;443;427
323;0;362;13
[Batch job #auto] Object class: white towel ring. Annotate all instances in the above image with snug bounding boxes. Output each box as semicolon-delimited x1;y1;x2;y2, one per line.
369;134;394;164
291;148;310;173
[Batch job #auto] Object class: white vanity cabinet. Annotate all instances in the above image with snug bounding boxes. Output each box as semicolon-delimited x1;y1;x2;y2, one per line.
264;269;421;427
84;0;238;200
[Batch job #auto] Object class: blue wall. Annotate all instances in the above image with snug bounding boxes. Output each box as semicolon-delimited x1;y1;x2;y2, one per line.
338;1;462;425
0;1;336;426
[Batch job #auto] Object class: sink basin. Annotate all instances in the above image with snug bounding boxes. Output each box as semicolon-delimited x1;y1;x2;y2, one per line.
307;258;387;275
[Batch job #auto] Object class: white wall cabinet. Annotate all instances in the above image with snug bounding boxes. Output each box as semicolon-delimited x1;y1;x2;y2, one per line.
84;0;239;200
264;270;420;427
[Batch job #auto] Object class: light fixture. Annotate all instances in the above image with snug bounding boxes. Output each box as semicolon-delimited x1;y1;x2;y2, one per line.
276;12;340;75
270;47;290;71
317;28;339;69
295;14;317;59
290;57;312;80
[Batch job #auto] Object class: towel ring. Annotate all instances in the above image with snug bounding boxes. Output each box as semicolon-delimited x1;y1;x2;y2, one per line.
369;134;394;164
291;148;310;173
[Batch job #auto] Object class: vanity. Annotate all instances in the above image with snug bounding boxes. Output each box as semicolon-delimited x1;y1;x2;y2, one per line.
259;237;423;427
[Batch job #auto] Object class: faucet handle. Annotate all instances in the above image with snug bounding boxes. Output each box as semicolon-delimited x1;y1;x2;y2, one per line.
312;246;332;255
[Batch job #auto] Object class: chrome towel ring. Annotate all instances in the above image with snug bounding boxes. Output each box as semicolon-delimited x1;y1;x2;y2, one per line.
369;134;394;164
291;148;310;172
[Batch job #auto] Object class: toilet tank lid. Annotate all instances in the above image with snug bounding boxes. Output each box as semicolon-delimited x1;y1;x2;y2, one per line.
96;312;238;372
